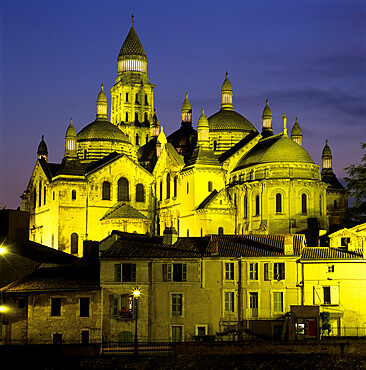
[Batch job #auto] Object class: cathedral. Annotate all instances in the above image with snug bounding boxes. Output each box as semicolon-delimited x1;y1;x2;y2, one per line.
21;17;347;255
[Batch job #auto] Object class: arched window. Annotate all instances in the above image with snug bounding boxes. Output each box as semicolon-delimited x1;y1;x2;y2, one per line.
38;181;42;207
135;93;139;103
157;216;160;236
135;133;139;145
44;186;47;205
126;112;129;122
136;183;145;202
276;193;282;214
118;177;129;201
208;181;213;192
126;93;129;102
145;94;148;105
174;176;178;197
302;194;307;214
83;149;87;159
218;227;224;235
234;193;237;206
160;181;163;201
145;134;149;144
144;113;148;122
334;200;338;210
187;182;189;194
244;195;248;218
135;112;139;122
71;233;78;254
102;181;111;200
213;141;218;151
166;173;171;199
72;190;76;200
255;195;260;216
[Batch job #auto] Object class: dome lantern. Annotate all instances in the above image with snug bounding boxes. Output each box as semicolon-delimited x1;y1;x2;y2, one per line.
221;71;233;110
96;84;108;120
322;139;332;169
197;108;209;148
37;135;48;161
65;119;77;158
291;117;303;146
181;92;192;123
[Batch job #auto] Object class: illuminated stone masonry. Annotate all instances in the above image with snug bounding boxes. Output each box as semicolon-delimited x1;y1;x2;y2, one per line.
22;16;347;254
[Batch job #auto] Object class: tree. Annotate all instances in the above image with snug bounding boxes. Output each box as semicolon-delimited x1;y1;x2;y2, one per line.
344;142;366;226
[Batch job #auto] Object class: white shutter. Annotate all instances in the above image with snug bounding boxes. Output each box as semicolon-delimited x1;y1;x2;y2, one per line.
313;286;323;305
331;286;340;305
268;263;274;280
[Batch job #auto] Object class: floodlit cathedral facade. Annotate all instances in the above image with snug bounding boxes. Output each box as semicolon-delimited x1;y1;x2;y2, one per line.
22;18;347;255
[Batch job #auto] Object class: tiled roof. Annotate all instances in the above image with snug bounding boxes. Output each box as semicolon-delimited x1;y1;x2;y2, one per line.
0;266;100;293
101;203;148;221
301;247;364;260
84;152;121;174
321;169;344;189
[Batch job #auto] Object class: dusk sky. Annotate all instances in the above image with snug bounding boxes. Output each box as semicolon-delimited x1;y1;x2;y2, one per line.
1;0;365;209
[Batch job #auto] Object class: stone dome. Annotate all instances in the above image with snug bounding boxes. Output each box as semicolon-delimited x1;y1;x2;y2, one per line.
235;134;314;170
208;110;257;132
77;119;130;143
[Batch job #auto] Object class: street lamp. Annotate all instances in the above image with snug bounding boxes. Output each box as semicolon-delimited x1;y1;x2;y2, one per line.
132;288;141;356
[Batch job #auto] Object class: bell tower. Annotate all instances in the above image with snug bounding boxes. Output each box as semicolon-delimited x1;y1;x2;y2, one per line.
110;15;155;149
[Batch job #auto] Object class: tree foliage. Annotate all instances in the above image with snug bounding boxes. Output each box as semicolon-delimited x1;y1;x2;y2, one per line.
344;142;366;225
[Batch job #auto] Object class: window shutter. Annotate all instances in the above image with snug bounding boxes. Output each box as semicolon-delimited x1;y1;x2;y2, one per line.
115;264;121;282
131;264;136;282
313;286;323;305
182;264;187;282
268;263;274;280
273;292;279;312
162;264;167;282
264;263;268;280
167;263;172;281
331;286;340;305
112;294;119;317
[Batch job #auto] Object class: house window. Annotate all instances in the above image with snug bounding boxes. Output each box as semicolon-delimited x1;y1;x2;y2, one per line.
173;176;178;197
81;330;89;344
71;233;78;254
84;149;87;159
276;193;282;213
195;326;207;336
80;298;90;317
302;193;307;214
126;93;129;102
102;181;111;200
135;113;139;122
255;195;260;216
166;263;187;282
135;93;139;104
171;294;183;316
53;333;63;344
145;94;148;105
136;183;145;202
224;292;234;313
118;177;129;201
249;292;258;317
208;181;213;192
213;141;217;151
327;265;334;273
119;331;133;343
249;263;258;280
135;133;139;145
334;200;338;210
112;294;134;318
115;263;136;282
166;173;171;199
273;292;284;313
225;262;234;280
341;237;350;248
72;190;76;200
313;285;340;305
264;263;285;281
51;298;61;316
171;326;183;342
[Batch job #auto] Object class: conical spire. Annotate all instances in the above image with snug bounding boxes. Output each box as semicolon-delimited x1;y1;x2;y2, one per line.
291;117;303;146
96;84;108;120
322;139;332;169
221;71;233;110
117;15;147;75
181;92;192;123
65;118;77;158
37;135;48;161
261;99;273;137
197;108;209;148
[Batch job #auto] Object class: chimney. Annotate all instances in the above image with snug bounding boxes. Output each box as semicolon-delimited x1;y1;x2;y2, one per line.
163;227;178;245
284;234;294;255
210;236;218;256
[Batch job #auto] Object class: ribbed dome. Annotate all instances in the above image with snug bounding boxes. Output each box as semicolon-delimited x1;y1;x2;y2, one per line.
197;108;209;128
208;110;256;132
221;71;232;93
235;134;314;170
118;19;146;58
262;99;272;119
322;140;332;158
291;117;302;137
37;135;48;155
97;84;107;103
77;119;130;143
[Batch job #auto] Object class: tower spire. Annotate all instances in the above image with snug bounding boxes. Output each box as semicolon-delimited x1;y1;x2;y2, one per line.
131;14;134;26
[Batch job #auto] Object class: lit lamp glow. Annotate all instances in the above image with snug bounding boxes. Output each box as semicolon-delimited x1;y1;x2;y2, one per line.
133;288;141;356
0;247;6;254
0;306;8;313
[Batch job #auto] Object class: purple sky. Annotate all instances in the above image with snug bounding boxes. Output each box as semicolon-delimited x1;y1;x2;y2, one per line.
1;0;365;209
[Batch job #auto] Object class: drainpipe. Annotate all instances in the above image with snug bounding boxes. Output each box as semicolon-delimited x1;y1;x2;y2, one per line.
238;257;243;335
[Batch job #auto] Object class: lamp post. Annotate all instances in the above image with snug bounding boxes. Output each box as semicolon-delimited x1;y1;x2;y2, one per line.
132;288;141;356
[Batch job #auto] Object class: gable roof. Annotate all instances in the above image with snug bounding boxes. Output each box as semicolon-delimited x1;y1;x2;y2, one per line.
197;190;219;210
301;247;364;260
101;203;148;221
